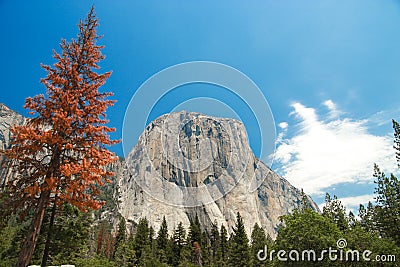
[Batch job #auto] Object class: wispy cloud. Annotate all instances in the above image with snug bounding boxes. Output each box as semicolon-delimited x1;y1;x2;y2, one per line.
323;99;343;119
366;108;400;127
274;100;397;195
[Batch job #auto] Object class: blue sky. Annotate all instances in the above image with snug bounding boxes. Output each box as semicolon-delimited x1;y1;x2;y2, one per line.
1;1;400;209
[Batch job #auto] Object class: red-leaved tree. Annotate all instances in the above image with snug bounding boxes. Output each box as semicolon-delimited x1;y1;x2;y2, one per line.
1;7;118;267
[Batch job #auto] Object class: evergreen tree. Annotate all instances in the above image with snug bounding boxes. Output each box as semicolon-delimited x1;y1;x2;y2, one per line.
188;214;202;247
156;216;169;263
167;236;177;266
359;201;376;232
138;243;160;267
300;189;309;211
228;212;250;267
210;220;221;265
149;226;163;265
114;241;136;267
114;216;127;259
322;193;348;231
149;225;156;257
134;217;151;264
373;164;400;245
0;214;23;266
0;7;118;266
201;231;211;266
125;234;138;267
188;214;203;265
250;223;270;267
393;119;400;166
347;211;357;229
168;222;186;266
219;224;228;265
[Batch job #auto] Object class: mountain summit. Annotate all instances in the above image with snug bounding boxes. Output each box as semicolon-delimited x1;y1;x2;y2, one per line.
118;111;318;238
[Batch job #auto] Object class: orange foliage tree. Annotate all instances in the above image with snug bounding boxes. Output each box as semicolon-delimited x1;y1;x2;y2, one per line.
1;7;119;267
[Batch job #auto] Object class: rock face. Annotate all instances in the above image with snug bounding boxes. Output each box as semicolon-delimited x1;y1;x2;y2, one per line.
0;103;319;238
0;103;25;188
0;103;25;151
118;111;319;238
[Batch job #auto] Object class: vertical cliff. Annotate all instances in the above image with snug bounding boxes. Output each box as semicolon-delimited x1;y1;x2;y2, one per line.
0;103;25;188
118;111;319;238
0;103;319;237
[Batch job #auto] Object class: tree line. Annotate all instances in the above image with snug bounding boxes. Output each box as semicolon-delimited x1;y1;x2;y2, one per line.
1;146;399;266
3;118;400;266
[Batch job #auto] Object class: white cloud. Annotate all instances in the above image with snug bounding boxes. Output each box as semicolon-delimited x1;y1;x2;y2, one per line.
323;100;336;110
278;122;288;130
323;99;342;118
276;122;289;145
339;194;375;208
274;101;397;195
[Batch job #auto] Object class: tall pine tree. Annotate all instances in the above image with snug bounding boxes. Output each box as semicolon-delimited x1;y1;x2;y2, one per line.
210;220;220;265
219;224;228;265
134;217;151;264
0;7;118;266
188;214;203;265
188;214;202;247
156;216;169;264
250;223;270;267
322;193;348;231
358;201;376;232
228;212;250;267
393;119;400;166
373;164;400;245
169;222;186;266
114;216;127;259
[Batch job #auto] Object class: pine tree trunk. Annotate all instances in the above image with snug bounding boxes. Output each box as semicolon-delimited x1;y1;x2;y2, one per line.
17;190;51;267
41;196;57;267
